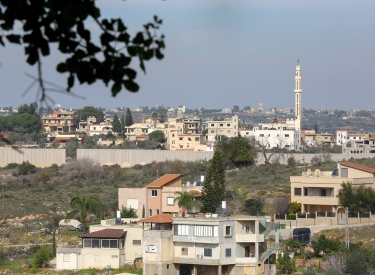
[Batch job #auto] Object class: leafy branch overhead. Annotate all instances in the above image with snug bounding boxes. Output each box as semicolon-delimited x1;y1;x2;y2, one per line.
0;1;165;99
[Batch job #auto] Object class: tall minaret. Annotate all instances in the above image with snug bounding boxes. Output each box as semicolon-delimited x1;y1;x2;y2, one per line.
294;56;302;132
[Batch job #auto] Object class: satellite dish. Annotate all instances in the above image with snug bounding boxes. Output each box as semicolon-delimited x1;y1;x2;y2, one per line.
306;169;311;176
315;169;321;176
193;181;197;186
186;181;190;187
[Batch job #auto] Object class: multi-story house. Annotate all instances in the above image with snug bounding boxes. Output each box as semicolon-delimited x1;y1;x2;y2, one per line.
206;115;239;141
139;213;269;275
78;116;97;133
86;123;113;136
290;161;375;216
118;174;204;218
253;120;301;150
41;110;78;134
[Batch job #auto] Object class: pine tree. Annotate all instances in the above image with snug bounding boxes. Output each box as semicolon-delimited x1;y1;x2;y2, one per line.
112;113;122;133
201;150;226;213
158;105;167;123
125;108;134;126
121;114;125;135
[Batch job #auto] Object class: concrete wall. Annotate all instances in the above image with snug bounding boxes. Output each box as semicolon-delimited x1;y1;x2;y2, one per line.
77;149;214;166
258;152;375;165
0;148;65;167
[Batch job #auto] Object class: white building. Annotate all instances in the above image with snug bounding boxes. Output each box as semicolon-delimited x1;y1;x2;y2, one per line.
206;115;239;141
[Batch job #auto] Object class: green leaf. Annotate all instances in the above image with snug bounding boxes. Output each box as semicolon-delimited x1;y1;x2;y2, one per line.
124;68;137;80
6;34;21;44
56;62;68;73
155;49;164;60
0;36;4;46
123;80;139;92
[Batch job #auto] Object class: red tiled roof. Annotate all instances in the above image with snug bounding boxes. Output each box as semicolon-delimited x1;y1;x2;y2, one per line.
146;174;183;188
138;214;172;224
81;229;126;239
340;162;375;174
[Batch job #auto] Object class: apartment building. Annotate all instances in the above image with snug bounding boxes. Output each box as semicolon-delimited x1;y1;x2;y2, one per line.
290;162;375;215
140;214;269;275
337;130;375;154
41;110;78;134
253;120;301;150
86;123;113;136
206;116;239;141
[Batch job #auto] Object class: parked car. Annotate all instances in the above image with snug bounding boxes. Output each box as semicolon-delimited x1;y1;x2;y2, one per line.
59;219;84;232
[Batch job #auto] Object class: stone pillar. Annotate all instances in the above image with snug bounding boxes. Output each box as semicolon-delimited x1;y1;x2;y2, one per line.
255;220;260;235
255;242;259;260
192;264;197;275
218;265;222;275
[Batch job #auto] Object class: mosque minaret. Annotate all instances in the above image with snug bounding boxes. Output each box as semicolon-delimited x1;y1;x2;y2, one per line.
294;56;302;132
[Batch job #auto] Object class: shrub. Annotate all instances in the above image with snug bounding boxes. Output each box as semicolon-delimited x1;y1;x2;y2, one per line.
276;250;296;274
287;157;297;168
33;169;53;183
61;158;104;181
121;206;138;218
311;234;345;256
5;163;18;169
18;161;37;175
310;155;322;166
32;247;53;268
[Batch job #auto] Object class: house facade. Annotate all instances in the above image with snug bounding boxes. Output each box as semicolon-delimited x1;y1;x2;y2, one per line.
290;162;375;214
206;116;239;141
41;110;78;134
118;174;203;218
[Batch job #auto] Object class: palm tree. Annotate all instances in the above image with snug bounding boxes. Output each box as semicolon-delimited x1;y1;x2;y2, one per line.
67;195;103;232
230;186;251;215
174;191;199;213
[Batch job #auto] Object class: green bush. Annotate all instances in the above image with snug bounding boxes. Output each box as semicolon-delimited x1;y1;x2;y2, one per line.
276;250;296;274
32;247;53;267
5;163;18;169
18;161;37;175
311;234;345;256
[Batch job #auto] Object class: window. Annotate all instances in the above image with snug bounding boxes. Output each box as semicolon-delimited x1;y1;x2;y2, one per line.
149;209;152;216
204;248;212;257
133;240;141;245
321;189;327;196
260;134;264;137
285;134;289;137
181;247;188;256
156;209;160;214
227;124;230;126
95;255;101;262
172;134;175;137
195;137;199;141
225;248;231;257
211;130;214;133
225;226;232;236
294;188;301;196
101;239;118;248
245;225;250;233
174;224;190;235
220;124;223;126
167;197;174;205
179;137;183;140
151;190;157;197
227;130;231;133
63;254;70;262
211;124;214;126
83;239;100;248
194;225;218;237
341;168;348;178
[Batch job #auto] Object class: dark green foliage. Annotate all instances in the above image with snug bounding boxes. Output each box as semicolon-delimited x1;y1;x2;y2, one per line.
0;113;41;133
287;157;297;167
158;105;167;123
345;251;369;275
0;2;165;98
125;108;134;126
142;205;145;218
311;234;345;256
276;250;296;274
32;247;53;268
5;163;18;169
121;206;138;218
201;150;226;213
18;161;36;175
244;198;264;215
148;130;166;143
112;113;122;133
284;238;301;252
218;136;255;168
77;106;104;122
337;182;375;213
65;139;79;158
52;231;56;257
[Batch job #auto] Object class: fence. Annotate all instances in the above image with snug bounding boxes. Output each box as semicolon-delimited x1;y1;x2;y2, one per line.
0;148;65;167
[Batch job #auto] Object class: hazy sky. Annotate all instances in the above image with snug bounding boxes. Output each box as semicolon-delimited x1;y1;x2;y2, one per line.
1;0;375;111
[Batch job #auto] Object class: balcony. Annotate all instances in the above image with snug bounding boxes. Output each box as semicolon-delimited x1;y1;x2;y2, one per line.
236;257;258;264
173;235;220;244
236;234;264;243
174;256;220;265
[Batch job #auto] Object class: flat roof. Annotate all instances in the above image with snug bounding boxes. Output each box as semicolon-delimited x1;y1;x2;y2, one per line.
81;229;126;239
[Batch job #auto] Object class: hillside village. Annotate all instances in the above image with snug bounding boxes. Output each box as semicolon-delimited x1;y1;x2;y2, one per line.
2;59;375;275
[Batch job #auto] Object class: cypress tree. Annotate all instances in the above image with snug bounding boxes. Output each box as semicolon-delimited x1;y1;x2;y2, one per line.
125;108;134;126
201;150;226;213
112;113;122;133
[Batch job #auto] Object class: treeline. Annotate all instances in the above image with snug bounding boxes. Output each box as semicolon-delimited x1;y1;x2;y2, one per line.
0;103;41;133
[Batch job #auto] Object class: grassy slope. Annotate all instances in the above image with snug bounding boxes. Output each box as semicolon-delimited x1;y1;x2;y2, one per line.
1;157;375;219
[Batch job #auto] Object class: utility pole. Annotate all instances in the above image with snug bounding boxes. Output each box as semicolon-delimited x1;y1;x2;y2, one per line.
1;174;5;220
345;207;349;249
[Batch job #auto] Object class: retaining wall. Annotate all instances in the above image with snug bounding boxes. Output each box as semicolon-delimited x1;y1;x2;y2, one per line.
0;148;66;167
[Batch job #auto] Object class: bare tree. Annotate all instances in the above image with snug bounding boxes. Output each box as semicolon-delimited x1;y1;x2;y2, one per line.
320;253;346;275
255;135;294;165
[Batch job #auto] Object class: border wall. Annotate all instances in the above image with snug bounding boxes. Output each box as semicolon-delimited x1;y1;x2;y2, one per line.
77;149;215;166
257;153;375;165
0;148;66;167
